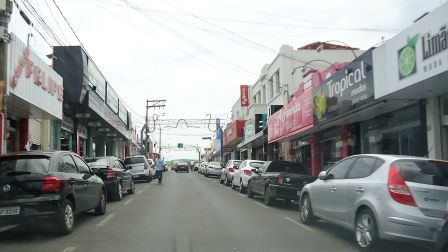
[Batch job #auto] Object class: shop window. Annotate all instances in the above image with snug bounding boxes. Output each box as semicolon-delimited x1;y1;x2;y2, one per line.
320;137;343;170
362;104;426;157
441;95;448;159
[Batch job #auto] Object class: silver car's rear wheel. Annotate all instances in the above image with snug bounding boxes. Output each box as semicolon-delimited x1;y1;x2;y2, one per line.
355;209;379;251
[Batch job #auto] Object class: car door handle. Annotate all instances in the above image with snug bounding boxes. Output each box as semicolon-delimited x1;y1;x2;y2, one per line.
68;178;76;184
355;188;365;192
330;187;336;192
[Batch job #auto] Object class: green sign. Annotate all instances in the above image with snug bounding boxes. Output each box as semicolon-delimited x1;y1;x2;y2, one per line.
178;143;183;148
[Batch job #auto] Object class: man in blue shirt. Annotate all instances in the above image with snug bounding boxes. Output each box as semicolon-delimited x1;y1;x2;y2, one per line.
155;156;165;184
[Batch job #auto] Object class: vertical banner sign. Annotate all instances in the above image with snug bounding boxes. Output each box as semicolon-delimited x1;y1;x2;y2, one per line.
240;85;249;107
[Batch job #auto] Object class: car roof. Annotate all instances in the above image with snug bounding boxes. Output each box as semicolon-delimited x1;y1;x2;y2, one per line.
243;160;265;163
0;150;68;157
349;154;437;162
125;155;146;158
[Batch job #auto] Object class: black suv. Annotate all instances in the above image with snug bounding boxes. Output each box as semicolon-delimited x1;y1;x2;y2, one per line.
247;161;316;205
86;156;135;201
0;151;107;234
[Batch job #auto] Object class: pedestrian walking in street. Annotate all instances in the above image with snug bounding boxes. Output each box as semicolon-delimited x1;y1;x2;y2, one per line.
155;156;165;184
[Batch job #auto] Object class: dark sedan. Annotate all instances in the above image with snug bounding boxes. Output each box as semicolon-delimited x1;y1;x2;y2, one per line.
175;162;189;173
86;157;135;201
0;151;107;235
247;161;316;205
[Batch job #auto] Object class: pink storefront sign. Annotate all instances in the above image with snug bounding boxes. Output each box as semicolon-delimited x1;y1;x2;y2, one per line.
268;87;314;143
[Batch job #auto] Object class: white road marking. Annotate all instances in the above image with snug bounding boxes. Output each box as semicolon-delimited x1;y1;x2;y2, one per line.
144;185;149;189
254;202;269;209
0;225;18;233
124;198;134;205
61;247;77;252
284;216;314;232
96;212;116;227
136;190;143;195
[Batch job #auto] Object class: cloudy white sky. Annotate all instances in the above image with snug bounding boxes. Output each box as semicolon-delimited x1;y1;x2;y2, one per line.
8;0;446;158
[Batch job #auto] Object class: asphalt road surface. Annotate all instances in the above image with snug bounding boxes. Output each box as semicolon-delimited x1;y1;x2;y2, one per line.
0;171;434;252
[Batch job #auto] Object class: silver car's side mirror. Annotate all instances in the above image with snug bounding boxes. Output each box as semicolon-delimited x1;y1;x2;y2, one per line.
318;171;327;180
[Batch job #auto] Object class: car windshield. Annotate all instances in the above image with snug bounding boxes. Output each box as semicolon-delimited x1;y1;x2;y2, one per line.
178;162;188;165
124;157;145;165
85;157;110;167
0;155;50;175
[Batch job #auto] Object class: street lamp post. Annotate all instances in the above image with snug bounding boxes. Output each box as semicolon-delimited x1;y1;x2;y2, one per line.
291;59;335;75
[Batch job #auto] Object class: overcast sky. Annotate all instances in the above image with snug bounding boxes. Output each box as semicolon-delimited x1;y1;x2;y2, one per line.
9;0;446;158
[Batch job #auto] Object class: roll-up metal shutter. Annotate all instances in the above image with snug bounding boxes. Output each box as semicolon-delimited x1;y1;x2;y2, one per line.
29;119;42;145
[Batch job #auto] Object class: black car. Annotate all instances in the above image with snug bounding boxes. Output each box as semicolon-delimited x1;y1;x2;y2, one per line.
175;162;189;173
247;161;317;205
85;157;135;201
0;151;106;235
436;218;448;252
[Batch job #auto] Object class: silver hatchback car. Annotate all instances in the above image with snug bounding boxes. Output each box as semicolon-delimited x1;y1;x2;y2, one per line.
299;154;448;251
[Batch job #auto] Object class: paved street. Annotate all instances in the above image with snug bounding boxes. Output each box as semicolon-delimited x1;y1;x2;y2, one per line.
0;171;434;252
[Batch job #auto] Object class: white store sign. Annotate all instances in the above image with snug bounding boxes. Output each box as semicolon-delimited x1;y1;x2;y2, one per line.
6;33;63;119
373;2;448;99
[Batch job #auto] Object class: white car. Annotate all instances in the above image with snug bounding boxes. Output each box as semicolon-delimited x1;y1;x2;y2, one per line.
232;160;265;193
199;162;208;174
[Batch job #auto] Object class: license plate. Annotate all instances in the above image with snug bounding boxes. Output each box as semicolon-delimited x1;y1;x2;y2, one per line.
0;206;20;216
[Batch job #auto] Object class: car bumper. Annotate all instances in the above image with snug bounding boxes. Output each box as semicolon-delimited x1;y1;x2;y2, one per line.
379;202;444;243
0;195;62;225
105;180;118;193
176;167;189;172
207;170;221;176
269;184;300;200
132;173;151;180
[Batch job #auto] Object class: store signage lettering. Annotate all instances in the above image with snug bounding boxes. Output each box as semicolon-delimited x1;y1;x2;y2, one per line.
12;47;63;101
326;61;367;99
422;24;447;60
268;88;313;142
240;85;249;107
313;49;374;123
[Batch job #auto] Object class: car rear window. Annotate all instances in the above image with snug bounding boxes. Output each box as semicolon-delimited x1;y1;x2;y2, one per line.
209;162;221;167
267;161;308;174
86;157;110;167
0;155;51;175
124;157;145;165
248;162;265;169
394;160;448;187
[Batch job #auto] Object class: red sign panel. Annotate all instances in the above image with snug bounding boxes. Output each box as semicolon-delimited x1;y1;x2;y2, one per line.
223;120;245;146
268;88;314;143
240;85;249;107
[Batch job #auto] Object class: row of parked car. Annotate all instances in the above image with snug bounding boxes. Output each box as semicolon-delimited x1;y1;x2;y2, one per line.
198;154;448;252
0;151;156;235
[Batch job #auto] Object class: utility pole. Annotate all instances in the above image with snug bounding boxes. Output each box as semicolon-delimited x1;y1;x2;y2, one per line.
0;0;12;154
143;99;166;157
158;126;162;153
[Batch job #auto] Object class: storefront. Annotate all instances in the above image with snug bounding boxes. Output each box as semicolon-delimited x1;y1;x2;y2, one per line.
3;33;63;153
53;46;131;158
223;120;245;162
372;2;448;160
237;118;267;161
268;81;314;168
